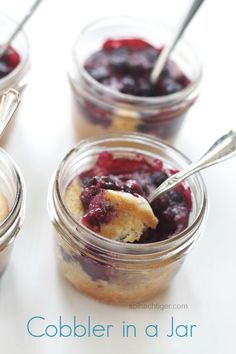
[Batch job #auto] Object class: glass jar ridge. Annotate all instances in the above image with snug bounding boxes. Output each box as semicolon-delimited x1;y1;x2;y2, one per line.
0;148;25;277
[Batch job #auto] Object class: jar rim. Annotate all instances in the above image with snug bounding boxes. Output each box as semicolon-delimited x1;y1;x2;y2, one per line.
72;16;203;108
0;148;25;249
0;12;30;91
51;133;208;258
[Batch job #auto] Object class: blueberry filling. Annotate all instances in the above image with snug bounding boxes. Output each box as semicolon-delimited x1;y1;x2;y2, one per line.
0;46;21;80
79;152;192;242
84;38;191;98
81;191;115;232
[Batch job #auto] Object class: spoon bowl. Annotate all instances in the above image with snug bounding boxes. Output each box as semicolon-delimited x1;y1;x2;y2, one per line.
148;130;236;203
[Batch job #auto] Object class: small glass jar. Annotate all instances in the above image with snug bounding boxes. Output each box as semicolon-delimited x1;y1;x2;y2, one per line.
0;13;30;144
69;17;202;141
48;133;207;305
0;148;25;278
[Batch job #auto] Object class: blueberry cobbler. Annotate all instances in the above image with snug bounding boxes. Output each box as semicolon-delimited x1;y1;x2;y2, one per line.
72;37;195;139
0;46;20;80
58;152;192;303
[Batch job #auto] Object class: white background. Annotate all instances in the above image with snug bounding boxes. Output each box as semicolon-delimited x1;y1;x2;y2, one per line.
0;0;236;353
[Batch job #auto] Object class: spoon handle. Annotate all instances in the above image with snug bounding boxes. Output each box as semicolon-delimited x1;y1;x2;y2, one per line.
0;0;43;58
147;130;236;203
150;0;205;84
0;89;21;136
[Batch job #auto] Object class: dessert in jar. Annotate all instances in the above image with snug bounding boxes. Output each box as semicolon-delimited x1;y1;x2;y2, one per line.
48;133;207;305
0;148;25;278
0;13;30;144
69;17;202;141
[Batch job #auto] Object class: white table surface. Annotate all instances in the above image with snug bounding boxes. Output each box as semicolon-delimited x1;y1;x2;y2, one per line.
0;0;236;353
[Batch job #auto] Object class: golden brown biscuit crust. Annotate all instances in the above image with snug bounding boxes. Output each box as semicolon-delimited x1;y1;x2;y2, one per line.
64;179;84;219
100;190;158;242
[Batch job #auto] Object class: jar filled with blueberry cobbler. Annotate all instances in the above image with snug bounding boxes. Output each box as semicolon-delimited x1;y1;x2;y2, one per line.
0;148;25;278
48;133;207;304
69;17;202;141
0;13;30;143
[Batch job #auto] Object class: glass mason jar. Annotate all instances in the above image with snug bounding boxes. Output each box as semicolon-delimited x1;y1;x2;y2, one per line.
68;17;202;141
48;133;207;305
0;148;25;278
0;13;30;144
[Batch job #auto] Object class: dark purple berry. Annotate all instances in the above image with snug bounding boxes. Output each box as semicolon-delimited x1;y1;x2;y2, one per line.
80;186;99;209
89;67;110;81
79;254;114;281
160;78;183;95
110;48;129;70
124;179;144;196
168;190;184;203
120;76;136;94
151;171;168;187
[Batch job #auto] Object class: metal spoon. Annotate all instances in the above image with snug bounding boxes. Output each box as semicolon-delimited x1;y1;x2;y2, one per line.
0;89;21;136
147;130;236;203
0;0;43;59
150;0;205;84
